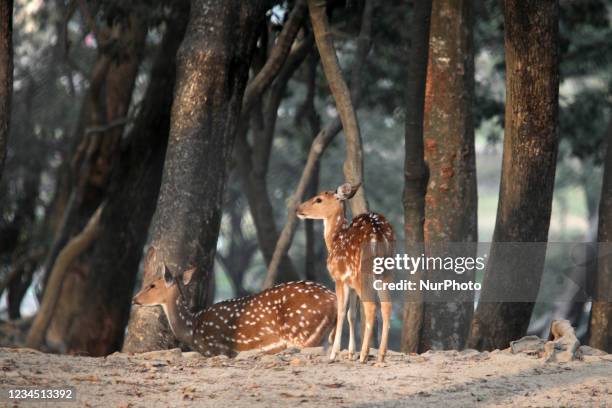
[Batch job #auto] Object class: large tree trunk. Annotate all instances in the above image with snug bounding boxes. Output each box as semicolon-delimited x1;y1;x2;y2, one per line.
420;0;477;351
53;3;189;356
123;0;271;353
0;0;12;181
467;0;559;351
589;120;612;353
37;13;148;352
400;0;431;354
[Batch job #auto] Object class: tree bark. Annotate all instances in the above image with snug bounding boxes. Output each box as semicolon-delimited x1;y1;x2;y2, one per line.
308;0;368;216
589;120;612;353
123;0;271;353
420;0;477;351
54;3;189;356
0;0;12;181
467;0;559;351
400;0;431;354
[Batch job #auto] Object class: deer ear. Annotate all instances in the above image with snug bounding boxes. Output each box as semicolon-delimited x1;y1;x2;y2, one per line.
335;182;361;200
163;263;175;287
182;268;196;285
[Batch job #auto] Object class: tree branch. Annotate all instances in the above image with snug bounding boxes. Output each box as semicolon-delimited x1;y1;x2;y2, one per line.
242;0;308;116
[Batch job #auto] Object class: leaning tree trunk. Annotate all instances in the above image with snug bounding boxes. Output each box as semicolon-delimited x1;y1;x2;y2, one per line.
37;14;148;352
56;3;189;356
420;0;477;351
589;120;612;353
467;0;559;351
0;0;12;181
308;0;368;216
400;0;431;354
123;0;271;353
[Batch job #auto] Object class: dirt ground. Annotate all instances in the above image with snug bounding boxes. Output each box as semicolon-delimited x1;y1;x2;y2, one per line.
1;346;611;407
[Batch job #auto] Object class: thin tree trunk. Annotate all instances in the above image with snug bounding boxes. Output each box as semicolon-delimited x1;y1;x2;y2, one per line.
0;0;12;181
308;0;368;216
302;51;322;282
263;120;342;288
58;3;189;356
123;0;271;353
217;188;258;297
421;0;477;351
264;0;372;287
467;0;559;351
589;120;612;353
400;0;431;354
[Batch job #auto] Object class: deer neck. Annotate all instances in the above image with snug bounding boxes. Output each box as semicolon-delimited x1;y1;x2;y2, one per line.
323;206;348;251
162;289;195;346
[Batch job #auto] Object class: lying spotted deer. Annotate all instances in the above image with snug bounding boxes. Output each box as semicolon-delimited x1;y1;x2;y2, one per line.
297;183;395;363
132;267;337;357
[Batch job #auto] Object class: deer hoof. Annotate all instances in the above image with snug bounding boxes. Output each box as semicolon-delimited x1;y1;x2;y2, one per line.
347;352;356;360
329;351;338;361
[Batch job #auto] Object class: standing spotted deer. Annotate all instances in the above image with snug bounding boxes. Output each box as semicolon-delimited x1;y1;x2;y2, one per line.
132;266;337;356
297;183;395;363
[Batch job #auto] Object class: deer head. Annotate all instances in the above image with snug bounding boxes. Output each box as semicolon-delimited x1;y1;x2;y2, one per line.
296;182;360;220
132;264;195;307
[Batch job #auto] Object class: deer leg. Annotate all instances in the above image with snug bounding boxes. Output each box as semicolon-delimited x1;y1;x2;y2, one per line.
330;280;347;361
359;300;376;363
346;286;357;360
378;300;392;363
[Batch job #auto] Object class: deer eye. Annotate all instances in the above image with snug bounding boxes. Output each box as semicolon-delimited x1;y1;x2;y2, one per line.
150;283;156;288
315;198;322;204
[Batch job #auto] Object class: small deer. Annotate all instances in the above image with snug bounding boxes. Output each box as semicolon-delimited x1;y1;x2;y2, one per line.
132;267;337;357
297;183;394;363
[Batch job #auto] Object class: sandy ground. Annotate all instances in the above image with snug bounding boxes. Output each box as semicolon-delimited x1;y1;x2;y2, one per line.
1;346;611;408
